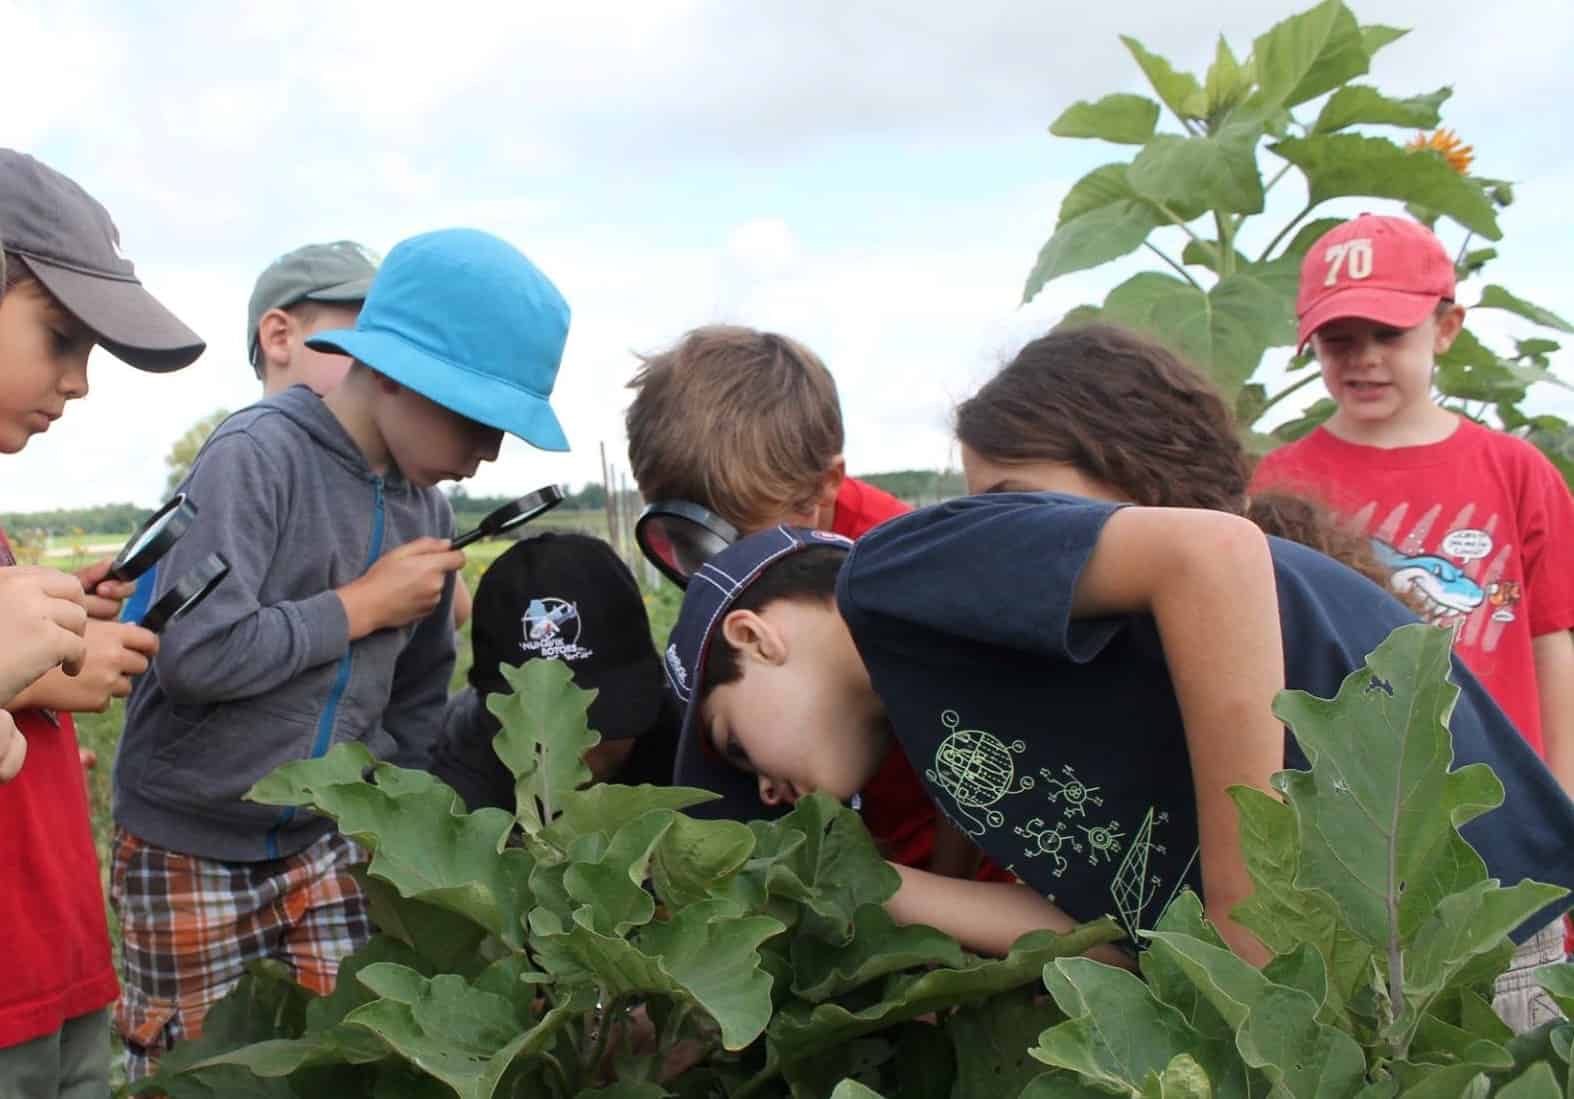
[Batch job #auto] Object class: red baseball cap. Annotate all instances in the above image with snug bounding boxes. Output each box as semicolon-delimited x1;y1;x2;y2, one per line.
1296;214;1455;349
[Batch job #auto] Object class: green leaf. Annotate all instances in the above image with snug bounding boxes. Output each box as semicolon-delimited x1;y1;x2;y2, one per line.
1097;266;1292;397
564;808;675;936
649;812;758;911
1050;94;1161;144
359;874;489;973
1251;0;1371;109
1476;286;1574;333
1537;964;1574;1018
791;904;965;1002
756;794;902;945
1435;329;1529;405
252;746;535;949
1272;134;1502;239
577;1084;673;1099
1024;165;1164;302
1272;624;1508;955
1120;36;1205;122
1313;85;1451;133
1033;957;1209;1091
1141;930;1369;1096
1181;239;1249;274
1229;787;1374;1018
489;659;599;837
1128;113;1266;216
1361;25;1409;58
1272;398;1338;443
344;972;584;1099
1399;880;1566;1051
768;921;1124;1067
552;784;718;840
948;987;1066;1099
535;899;784;1050
1204;36;1247;118
1279;217;1347;260
1495;1062;1564;1097
828;1082;888;1099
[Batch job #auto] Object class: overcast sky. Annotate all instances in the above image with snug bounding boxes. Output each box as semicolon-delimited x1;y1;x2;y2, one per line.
4;0;1570;512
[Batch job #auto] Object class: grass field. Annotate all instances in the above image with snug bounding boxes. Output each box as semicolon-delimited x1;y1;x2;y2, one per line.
68;523;682;1082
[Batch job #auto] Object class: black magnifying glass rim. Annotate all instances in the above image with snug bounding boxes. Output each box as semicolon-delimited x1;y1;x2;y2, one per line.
109;494;198;582
139;553;230;634
450;484;566;550
634;499;741;588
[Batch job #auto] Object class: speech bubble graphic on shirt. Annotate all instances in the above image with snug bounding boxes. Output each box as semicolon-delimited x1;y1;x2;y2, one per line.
1441;528;1493;562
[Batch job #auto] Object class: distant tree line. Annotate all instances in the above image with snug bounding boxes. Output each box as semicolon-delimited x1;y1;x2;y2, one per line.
0;503;154;537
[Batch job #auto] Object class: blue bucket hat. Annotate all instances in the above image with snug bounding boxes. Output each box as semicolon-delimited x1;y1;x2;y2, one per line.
307;228;571;451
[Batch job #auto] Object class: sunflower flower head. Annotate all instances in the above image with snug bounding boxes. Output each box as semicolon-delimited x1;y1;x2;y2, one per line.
1407;128;1474;175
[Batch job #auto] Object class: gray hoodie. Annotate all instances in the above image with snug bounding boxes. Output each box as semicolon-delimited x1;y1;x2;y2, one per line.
114;386;456;862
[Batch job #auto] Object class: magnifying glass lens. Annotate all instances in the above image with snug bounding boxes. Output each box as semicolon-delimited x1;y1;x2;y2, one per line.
641;515;732;580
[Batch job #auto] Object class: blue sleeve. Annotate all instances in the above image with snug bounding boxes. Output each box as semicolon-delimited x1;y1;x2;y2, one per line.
121;564;157;624
837;493;1129;662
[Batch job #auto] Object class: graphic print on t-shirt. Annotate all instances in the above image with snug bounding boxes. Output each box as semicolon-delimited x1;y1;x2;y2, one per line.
926;706;1197;944
1356;500;1522;652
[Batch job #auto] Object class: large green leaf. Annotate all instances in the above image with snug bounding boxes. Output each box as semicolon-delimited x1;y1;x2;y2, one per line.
948;987;1066;1098
535;899;784;1050
767;921;1123;1067
1023;165;1164;302
1033;956;1210;1092
251;745;534;948
1312;85;1451;133
552;784;718;840
1475;286;1574;334
1051;94;1160;144
649;812;758;912
1272;624;1507;955
1097;267;1291;397
564;809;675;937
754;794;901;945
791;904;965;1002
1128;112;1266;216
1251;0;1371;110
488;659;598;838
1120;36;1205;121
1271;134;1502;239
1436;329;1530;405
1204;35;1248;119
1279;217;1347;260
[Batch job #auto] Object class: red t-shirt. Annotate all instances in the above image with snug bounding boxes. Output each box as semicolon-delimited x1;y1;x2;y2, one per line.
1252;419;1574;755
0;529;118;1048
831;478;1014;883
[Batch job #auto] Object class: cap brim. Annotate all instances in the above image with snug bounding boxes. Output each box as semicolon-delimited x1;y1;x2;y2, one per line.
25;257;205;373
304;276;374;305
1298;287;1441;350
307;327;569;451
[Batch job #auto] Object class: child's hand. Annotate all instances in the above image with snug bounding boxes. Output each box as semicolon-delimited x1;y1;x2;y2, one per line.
337;538;466;640
75;557;138;620
0;712;26;783
48;621;159;714
0;566;89;705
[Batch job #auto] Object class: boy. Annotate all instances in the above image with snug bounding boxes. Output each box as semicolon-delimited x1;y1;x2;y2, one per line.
111;227;572;1077
625;325;998;880
665;497;1574;984
1252;215;1574;791
429;531;679;810
0;148;205;1096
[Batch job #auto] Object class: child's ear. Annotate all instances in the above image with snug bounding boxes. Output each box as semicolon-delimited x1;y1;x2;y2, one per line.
813;456;846;527
720;609;787;666
1434;303;1467;354
256;309;294;374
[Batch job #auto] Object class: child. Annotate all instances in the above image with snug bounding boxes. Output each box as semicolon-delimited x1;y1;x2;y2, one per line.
625;324;1001;882
429;531;679;809
110;227;572;1077
1252;215;1574;792
0;148;205;1096
669;323;1574;1028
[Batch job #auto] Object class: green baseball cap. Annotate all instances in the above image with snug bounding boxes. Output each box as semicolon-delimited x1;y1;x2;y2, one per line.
246;240;379;372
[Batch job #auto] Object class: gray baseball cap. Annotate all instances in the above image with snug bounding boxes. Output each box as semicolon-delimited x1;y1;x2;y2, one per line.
247;240;379;371
0;149;205;372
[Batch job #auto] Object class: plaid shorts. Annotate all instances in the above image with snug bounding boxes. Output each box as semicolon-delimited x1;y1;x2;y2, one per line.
109;827;372;1081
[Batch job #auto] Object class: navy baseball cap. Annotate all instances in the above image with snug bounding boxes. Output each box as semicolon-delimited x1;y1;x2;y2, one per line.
665;525;853;815
307;228;571;451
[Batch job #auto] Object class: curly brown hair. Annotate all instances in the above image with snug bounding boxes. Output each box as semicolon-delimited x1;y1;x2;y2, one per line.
955;324;1250;512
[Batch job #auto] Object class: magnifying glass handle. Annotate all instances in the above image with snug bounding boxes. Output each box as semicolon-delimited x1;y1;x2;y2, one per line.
450;529;484;551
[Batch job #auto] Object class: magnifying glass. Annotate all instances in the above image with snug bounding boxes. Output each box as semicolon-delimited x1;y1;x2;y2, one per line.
451;485;566;550
634;500;739;588
110;494;198;582
138;554;231;634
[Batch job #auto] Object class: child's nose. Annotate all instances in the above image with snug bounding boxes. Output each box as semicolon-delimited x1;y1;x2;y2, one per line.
757;776;797;806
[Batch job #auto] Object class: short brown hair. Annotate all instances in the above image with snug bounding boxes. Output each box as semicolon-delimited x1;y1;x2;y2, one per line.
955;324;1250;512
699;545;846;698
625;326;845;532
1;251;34;295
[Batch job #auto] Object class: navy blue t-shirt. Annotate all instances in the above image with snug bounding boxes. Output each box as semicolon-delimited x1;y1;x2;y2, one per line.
836;493;1574;944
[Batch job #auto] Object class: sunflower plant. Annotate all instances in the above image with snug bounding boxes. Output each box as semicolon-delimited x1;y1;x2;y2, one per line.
1024;0;1573;481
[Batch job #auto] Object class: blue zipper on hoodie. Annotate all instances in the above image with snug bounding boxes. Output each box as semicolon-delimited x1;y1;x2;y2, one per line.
264;475;387;858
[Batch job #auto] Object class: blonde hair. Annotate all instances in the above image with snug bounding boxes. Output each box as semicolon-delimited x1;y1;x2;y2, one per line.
625;325;844;531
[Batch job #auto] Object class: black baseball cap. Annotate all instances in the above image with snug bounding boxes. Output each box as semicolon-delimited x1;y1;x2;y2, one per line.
471;531;666;741
0;150;204;371
665;525;854;814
